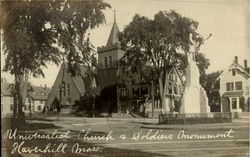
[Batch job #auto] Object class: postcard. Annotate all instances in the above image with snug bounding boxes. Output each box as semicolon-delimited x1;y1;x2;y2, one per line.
1;0;249;156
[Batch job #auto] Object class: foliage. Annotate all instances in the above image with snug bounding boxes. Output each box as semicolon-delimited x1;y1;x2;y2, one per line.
0;0;110;118
1;1;62;77
119;10;210;112
201;70;222;112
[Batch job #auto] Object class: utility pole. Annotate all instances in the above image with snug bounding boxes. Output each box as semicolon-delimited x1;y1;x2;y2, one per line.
92;95;95;118
151;80;155;118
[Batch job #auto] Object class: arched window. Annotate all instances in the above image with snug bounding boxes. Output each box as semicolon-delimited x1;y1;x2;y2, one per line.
62;82;66;96
174;83;178;95
104;57;108;67
179;84;182;94
67;83;70;96
58;84;61;93
168;82;172;94
109;56;112;66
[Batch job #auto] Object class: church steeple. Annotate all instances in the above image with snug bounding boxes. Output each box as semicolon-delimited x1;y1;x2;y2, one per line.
114;10;116;24
106;10;120;47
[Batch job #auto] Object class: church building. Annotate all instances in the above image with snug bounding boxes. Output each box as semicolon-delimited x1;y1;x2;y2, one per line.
45;13;184;116
45;63;94;113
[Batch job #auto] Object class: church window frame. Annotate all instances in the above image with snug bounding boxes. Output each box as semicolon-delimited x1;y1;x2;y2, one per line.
62;82;66;96
109;56;112;66
67;83;70;96
104;57;108;67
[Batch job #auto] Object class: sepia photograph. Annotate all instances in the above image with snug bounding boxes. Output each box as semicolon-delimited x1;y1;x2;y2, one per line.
1;0;249;156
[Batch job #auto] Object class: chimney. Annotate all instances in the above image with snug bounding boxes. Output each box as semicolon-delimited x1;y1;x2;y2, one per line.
244;59;248;69
234;56;238;64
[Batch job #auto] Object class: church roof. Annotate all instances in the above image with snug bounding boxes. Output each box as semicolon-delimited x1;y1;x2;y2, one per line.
45;63;95;107
106;13;120;47
63;63;94;95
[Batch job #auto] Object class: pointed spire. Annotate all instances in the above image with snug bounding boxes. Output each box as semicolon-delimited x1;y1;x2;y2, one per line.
114;10;116;24
106;10;120;47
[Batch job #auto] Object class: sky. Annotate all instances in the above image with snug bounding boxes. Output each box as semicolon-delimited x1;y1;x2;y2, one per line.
1;0;249;87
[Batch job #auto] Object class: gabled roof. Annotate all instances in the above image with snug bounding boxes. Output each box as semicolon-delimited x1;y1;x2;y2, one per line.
106;14;120;47
45;63;95;107
215;62;250;83
29;86;51;101
166;67;184;83
63;63;95;96
1;80;51;100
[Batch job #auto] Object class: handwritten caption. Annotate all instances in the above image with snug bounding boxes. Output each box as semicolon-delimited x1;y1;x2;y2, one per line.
3;128;234;154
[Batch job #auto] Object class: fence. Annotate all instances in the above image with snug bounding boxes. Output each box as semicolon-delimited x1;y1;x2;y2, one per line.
159;112;232;124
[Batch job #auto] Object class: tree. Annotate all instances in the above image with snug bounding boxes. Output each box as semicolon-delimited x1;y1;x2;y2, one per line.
201;71;222;112
119;11;209;113
0;0;110;119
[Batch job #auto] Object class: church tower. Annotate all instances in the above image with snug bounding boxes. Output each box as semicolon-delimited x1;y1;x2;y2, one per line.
97;11;125;68
96;12;125;113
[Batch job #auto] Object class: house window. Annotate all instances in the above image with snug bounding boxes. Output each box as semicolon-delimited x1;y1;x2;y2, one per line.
226;82;234;91
174;83;178;95
154;100;159;109
235;81;242;90
40;100;43;104
133;87;139;96
141;86;148;95
232;98;237;109
104;57;108;67
179;84;182;94
168;82;172;94
174;74;177;82
37;105;42;111
232;69;236;76
10;104;13;111
109;56;112;66
169;74;173;81
120;88;127;97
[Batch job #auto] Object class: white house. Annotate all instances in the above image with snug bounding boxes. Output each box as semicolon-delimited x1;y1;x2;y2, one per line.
217;56;249;113
1;78;50;117
1;78;14;117
24;85;50;114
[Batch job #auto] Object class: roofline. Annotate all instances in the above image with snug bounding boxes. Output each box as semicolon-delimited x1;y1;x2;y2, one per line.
167;67;183;83
71;76;84;96
215;64;250;83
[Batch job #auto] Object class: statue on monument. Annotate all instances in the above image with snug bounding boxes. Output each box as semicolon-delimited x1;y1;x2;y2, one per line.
187;33;199;63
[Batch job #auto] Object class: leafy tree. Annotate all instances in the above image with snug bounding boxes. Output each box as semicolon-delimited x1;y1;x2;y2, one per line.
201;70;222;112
1;0;110;119
119;11;209;113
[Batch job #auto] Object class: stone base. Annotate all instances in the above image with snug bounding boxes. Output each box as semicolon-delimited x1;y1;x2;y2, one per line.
159;112;232;124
